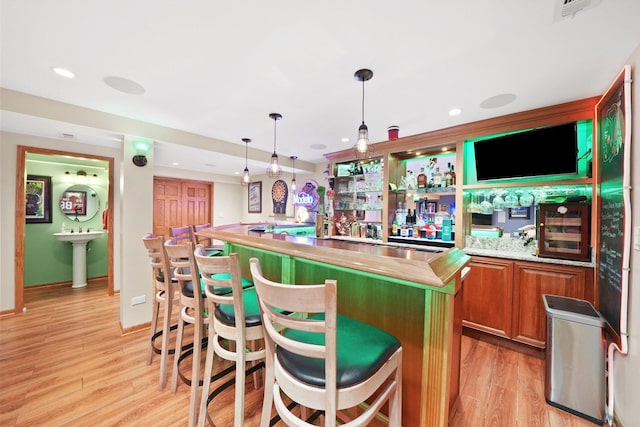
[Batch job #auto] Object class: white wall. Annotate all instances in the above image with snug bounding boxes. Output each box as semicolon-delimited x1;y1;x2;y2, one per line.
612;44;639;427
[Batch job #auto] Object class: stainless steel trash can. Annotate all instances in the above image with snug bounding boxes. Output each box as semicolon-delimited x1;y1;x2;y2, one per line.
543;294;605;425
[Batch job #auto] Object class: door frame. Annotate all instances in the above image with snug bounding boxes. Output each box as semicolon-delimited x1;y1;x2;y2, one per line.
14;145;115;313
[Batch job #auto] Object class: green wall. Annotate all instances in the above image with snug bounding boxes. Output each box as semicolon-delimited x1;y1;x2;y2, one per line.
24;160;108;286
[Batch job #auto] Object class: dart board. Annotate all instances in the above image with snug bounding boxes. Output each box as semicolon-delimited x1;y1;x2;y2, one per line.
271;180;288;214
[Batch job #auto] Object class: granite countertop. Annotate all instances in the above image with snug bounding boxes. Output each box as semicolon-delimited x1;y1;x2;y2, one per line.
463;236;595;267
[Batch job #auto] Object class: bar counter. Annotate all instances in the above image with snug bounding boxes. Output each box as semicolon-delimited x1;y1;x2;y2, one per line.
197;223;471;426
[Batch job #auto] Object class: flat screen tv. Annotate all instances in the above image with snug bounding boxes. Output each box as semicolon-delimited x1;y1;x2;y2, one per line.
474;122;578;181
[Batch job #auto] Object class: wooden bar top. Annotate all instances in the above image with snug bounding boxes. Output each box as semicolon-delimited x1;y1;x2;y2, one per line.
197;223;470;291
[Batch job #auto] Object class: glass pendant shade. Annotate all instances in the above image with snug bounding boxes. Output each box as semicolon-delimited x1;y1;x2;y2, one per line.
290;155;297;193
241;138;251;186
353;68;374;159
241;167;251;185
355;123;370;154
266;113;283;179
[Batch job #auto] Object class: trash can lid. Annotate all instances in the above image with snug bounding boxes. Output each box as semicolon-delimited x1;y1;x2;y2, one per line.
542;294;605;327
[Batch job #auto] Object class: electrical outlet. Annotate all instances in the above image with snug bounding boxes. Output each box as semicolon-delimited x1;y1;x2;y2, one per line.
131;295;146;306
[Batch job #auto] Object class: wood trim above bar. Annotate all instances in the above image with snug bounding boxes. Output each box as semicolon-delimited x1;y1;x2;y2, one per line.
198;223;470;291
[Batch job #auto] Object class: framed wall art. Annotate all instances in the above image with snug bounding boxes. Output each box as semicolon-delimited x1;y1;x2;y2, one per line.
508;206;530;219
25;175;52;223
248;181;262;213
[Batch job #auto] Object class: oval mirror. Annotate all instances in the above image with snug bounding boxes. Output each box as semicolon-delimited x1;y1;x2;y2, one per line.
60;185;101;222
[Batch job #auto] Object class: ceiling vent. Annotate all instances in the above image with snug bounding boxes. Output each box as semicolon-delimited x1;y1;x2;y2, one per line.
554;0;602;21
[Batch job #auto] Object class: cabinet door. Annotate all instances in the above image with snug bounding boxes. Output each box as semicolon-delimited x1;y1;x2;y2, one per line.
462;257;514;338
512;262;592;348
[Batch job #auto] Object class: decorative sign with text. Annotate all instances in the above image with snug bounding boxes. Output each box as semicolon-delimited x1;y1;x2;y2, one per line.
293;179;320;212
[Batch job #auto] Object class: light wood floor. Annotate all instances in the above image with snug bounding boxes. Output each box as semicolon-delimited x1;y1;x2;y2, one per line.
0;280;597;426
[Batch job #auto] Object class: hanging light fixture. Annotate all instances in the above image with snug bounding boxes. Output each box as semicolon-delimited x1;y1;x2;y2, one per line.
241;138;251;186
353;68;374;159
290;155;298;193
267;113;283;178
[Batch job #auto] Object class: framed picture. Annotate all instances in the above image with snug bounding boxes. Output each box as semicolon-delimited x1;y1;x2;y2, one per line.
508;206;530;219
26;175;52;223
248;181;262;213
60;190;87;216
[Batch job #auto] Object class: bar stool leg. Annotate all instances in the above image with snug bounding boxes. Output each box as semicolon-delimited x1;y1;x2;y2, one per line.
188;318;204;427
170;312;186;393
158;290;173;390
197;312;217;427
147;291;160;365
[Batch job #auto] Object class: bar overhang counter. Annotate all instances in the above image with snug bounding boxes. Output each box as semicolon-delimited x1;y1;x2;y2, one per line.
197;223;471;427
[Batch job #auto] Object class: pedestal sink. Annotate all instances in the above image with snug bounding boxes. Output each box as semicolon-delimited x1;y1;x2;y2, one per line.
54;231;104;288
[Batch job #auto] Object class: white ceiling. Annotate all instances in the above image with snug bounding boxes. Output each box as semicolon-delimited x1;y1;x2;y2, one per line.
2;0;639;176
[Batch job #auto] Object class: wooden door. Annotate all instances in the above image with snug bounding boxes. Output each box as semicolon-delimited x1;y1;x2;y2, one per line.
153;177;212;238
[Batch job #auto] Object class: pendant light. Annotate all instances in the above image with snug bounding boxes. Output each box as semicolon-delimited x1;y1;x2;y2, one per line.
241;138;251;186
353;68;374;159
290;155;297;193
267;113;283;179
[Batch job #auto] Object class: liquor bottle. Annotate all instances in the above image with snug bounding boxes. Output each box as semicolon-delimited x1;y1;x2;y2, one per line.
434;204;450;227
406;210;416;232
450;164;456;186
433;167;442;187
445;163;453;187
392;214;399;236
417;167;427;189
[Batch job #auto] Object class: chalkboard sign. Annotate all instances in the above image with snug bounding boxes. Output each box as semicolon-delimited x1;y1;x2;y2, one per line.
596;65;631;343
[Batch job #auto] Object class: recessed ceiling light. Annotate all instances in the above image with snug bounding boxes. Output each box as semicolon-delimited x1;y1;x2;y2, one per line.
480;93;517;109
448;107;462;116
341;138;350;143
172;162;179;166
104;76;146;95
52;67;75;78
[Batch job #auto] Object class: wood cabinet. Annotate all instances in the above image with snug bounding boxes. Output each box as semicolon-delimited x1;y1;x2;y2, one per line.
463;257;514;338
512;261;593;347
463;256;594;348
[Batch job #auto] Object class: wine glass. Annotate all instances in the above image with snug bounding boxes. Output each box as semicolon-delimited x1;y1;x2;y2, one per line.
466;192;481;213
480;192;493;215
492;191;505;211
519;192;534;207
504;190;519;208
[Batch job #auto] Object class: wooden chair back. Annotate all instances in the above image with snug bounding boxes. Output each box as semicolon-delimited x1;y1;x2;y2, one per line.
169;225;195;245
249;257;403;427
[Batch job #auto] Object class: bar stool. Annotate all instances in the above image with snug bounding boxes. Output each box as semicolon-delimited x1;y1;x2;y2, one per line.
249;257;403;427
142;234;179;391
164;239;207;427
194;247;265;427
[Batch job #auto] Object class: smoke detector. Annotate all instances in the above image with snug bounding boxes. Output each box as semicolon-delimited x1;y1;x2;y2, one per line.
554;0;602;21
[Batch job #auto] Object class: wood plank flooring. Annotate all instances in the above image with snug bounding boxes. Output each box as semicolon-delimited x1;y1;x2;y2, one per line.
0;280;597;426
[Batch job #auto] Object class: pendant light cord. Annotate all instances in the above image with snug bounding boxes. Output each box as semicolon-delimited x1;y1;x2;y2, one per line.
361;79;366;125
273;118;277;153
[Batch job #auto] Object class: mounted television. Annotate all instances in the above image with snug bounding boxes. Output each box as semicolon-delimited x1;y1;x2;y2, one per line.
474;122;578;181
